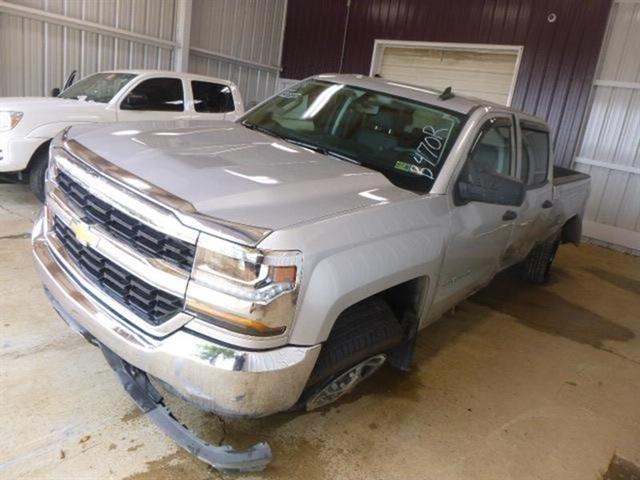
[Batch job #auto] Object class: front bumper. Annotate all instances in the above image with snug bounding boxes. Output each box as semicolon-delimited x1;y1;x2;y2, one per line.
0;134;42;172
32;213;320;417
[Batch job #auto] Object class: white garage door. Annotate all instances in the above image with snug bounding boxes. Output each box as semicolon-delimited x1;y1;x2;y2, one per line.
370;41;522;106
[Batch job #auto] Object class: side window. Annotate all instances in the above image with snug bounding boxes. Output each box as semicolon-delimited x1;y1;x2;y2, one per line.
455;118;523;206
465;118;514;180
191;81;234;113
520;125;550;187
121;78;184;111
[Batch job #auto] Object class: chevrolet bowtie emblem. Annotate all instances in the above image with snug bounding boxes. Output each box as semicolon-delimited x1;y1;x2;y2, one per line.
71;221;98;248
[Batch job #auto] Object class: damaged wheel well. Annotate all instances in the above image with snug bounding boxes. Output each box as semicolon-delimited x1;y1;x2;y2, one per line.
308;276;428;387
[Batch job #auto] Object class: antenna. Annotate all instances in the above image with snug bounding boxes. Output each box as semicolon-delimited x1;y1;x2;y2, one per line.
439;86;454;100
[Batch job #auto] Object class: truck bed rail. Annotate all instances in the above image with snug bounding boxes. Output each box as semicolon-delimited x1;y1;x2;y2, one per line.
553;166;590;186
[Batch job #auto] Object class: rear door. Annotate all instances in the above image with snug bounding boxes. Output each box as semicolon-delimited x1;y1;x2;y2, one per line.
189;80;239;121
431;115;520;317
506;120;554;263
116;76;190;121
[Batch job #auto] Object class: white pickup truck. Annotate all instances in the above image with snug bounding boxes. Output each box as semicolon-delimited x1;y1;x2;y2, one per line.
32;74;590;471
0;70;244;200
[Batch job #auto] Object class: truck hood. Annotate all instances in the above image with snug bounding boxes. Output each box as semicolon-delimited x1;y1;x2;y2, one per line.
67;120;417;231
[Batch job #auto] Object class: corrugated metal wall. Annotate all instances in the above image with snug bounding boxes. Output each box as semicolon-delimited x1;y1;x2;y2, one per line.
188;0;286;106
281;0;347;76
574;0;640;253
0;0;176;97
280;0;612;168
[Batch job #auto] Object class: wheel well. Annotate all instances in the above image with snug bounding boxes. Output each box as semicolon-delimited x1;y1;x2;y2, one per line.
328;276;428;372
25;139;51;174
331;276;427;332
380;277;426;318
561;215;582;245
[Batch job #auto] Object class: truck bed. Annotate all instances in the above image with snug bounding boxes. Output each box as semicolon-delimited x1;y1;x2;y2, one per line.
551;166;590;243
553;166;590;186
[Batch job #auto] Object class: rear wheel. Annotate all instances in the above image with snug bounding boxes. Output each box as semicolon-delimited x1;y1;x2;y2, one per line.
521;234;560;284
28;148;49;203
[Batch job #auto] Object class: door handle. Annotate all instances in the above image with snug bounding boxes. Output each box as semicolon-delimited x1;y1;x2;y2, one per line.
542;200;553;209
502;210;517;221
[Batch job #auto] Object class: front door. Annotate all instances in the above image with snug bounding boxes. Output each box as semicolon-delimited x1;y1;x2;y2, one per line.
429;115;521;319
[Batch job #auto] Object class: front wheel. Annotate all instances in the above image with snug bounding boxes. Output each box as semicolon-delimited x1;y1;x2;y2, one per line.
28;148;49;203
304;354;387;410
297;296;403;410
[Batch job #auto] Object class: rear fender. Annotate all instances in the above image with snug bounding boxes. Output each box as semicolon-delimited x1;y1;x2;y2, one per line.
561;215;582;245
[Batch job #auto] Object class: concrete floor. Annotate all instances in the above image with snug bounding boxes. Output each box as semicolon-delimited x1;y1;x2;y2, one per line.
2;182;640;480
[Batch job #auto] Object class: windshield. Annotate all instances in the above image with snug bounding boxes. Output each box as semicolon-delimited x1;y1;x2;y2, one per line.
59;73;137;103
241;79;466;192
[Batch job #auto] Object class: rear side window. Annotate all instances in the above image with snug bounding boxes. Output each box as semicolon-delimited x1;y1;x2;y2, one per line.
121;77;184;111
520;126;550;186
192;81;234;113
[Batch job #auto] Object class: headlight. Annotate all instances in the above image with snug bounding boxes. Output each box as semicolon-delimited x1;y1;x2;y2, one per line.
0;111;23;131
186;233;301;337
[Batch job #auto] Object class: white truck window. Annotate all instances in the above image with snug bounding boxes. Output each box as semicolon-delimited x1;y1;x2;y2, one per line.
121;78;184;112
59;73;137;103
191;81;234;113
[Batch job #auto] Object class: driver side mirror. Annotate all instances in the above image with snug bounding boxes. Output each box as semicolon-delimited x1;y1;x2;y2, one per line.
122;93;149;110
50;87;60;97
457;170;525;206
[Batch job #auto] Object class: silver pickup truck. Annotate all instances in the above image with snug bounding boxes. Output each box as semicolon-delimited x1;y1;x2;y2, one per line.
32;74;590;470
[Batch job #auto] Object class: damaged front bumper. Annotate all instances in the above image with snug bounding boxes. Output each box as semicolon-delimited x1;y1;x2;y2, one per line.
32;213;320;417
31;213;321;470
100;343;272;472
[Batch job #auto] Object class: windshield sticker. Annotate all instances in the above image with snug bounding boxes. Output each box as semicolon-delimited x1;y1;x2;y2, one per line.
279;89;302;99
394;160;435;180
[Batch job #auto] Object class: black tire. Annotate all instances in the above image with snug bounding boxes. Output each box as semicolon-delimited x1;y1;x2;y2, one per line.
309;297;402;385
29;147;49;203
521;234;560;284
296;297;403;409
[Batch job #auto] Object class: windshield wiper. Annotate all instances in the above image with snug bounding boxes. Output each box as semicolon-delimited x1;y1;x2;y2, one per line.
241;120;286;140
241;121;361;165
284;138;361;165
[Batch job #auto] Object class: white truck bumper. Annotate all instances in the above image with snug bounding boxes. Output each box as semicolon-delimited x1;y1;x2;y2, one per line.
0;133;43;172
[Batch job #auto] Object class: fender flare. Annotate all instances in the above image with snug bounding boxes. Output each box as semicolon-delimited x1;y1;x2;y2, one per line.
26;121;94;140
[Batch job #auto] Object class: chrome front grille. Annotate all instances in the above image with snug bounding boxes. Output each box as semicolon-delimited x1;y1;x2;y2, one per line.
45;146;200;335
53;216;183;325
57;171;196;272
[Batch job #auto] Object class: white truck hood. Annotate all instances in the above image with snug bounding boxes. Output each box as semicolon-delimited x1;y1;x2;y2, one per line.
67;120;416;231
1;97;105;112
1;97;109;132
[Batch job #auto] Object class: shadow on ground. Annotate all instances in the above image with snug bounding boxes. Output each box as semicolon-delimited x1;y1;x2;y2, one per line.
472;268;634;350
583;266;640;296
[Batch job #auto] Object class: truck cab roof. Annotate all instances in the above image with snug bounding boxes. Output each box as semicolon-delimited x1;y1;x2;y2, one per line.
95;69;238;86
313;74;548;128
